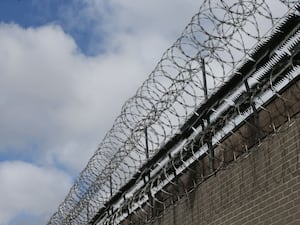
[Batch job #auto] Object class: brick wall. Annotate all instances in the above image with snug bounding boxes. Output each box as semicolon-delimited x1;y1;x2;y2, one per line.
118;80;300;225
147;113;300;225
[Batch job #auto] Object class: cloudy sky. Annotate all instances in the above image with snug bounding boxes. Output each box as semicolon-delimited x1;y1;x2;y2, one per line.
0;0;200;224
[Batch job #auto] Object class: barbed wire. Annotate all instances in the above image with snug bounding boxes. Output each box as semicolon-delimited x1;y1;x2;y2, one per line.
47;0;300;224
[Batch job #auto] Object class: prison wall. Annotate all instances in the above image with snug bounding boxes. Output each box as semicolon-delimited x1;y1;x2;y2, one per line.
119;78;300;225
147;112;300;225
119;114;300;225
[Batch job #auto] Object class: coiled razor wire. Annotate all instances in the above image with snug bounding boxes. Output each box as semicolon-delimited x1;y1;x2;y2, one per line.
47;0;300;224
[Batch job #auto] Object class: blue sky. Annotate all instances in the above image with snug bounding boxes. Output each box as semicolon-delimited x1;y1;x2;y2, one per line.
0;0;63;25
0;0;200;224
0;0;101;55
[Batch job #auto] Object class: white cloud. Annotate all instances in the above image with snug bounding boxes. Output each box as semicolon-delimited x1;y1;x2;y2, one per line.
0;23;149;172
0;0;200;173
0;1;201;223
0;161;72;225
60;0;201;56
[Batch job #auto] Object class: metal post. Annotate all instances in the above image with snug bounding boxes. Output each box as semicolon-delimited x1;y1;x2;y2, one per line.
244;80;260;142
207;127;214;173
110;175;113;197
144;127;155;219
87;201;90;223
201;58;215;173
145;128;149;159
201;58;208;101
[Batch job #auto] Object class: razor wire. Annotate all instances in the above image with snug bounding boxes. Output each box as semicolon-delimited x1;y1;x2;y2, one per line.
47;0;300;224
99;29;300;224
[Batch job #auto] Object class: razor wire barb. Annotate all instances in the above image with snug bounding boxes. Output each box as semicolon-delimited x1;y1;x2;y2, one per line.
47;0;300;224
